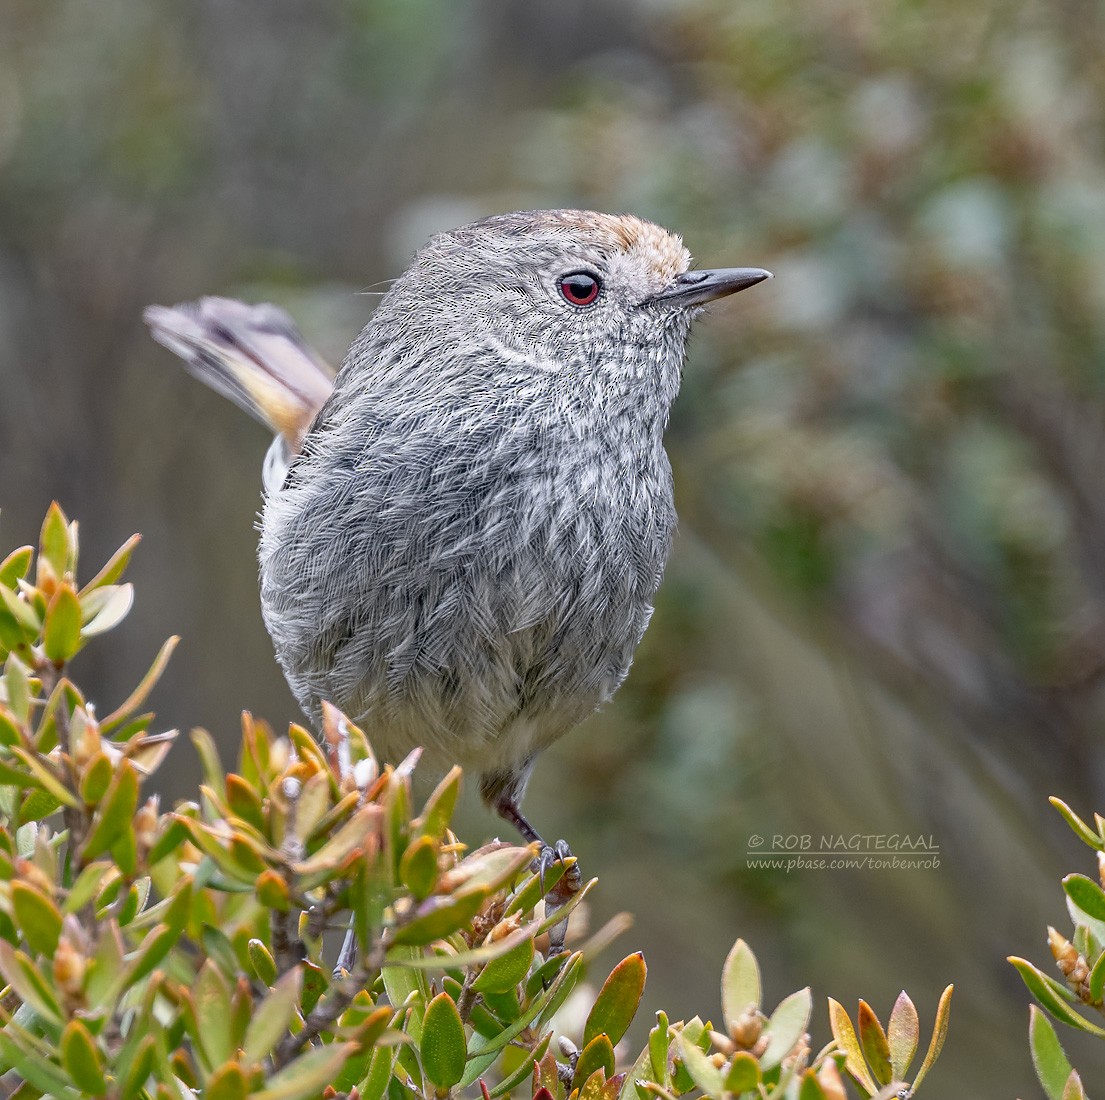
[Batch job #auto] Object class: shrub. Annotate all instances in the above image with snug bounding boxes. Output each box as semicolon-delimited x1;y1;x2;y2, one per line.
0;504;952;1099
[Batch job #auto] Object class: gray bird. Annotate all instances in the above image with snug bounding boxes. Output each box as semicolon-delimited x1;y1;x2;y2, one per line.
145;209;770;860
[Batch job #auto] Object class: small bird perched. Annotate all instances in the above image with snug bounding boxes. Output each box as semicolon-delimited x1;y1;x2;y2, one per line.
145;209;770;862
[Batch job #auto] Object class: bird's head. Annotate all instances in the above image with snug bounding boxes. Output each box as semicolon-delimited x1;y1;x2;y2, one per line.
370;210;770;389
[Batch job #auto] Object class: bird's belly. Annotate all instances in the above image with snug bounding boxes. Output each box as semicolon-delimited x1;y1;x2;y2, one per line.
260;473;674;771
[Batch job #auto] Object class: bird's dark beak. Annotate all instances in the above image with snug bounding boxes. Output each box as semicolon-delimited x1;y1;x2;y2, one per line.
650;267;773;308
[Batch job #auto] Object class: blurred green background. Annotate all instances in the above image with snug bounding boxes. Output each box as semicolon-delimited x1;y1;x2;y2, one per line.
3;0;1105;1092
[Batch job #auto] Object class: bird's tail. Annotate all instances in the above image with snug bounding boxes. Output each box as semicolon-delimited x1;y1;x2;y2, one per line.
143;296;335;457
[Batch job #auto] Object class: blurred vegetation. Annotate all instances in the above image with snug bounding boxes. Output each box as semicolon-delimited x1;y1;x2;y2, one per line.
3;0;1105;1093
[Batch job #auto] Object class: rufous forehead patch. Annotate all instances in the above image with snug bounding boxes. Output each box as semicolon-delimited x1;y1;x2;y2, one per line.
436;209;693;292
575;212;691;284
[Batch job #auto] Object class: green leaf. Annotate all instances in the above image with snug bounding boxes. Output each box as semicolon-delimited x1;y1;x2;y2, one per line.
446;845;534;895
504;858;571;916
1050;798;1104;850
721;938;761;1030
887;990;919;1081
911;984;954;1091
533;950;585;1033
1064;874;1105;924
344;1005;393;1059
648;1011;672;1088
0;710;21;749
225;774;266;833
100;636;179;732
573;1034;616;1090
485;1030;552;1098
400;834;440;900
528;875;596;939
20;786;63;823
80;533;140;595
4;655;32;724
79;754;113;805
118;1034;156;1100
63;861;113;914
0;1026;81;1098
148;813;190;866
855;999;891;1086
827;999;877;1094
472;934;534;994
584;952;647;1048
1013;956;1105;1032
85;918;125;1008
0;941;64;1026
382;945;429;1043
417;765;461;840
762;987;812;1072
82;761;139;859
111;822;138;878
0;587;40;639
5;746;78;808
357;1044;398;1100
389;887;491;947
676;1033;723;1097
202;925;241;981
11;881;62;956
243;968;303;1064
389;919;531;973
1089;948;1105;1005
194;959;233;1068
39;504;72;580
0;605;27;652
60;1019;107;1096
467;952;583;1065
725;1051;761;1092
117;879;148;926
43;584;82;663
120;922;177;992
248;938;279;987
206;1062;249;1100
1030;1005;1076;1100
797;1070;830;1100
619;1045;653;1100
475;1039;543;1100
0;547;33;590
296;804;382;886
421;991;467;1089
230;976;254;1052
255;868;292;910
0;757;35;790
300;961;326;1016
190;727;225;790
253;1042;358;1100
1072;908;1105;960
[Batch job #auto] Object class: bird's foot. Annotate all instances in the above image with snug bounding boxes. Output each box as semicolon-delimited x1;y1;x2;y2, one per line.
484;779;583;956
536;839;583;956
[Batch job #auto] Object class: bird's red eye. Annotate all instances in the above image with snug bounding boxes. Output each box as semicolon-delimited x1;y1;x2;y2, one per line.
558;271;601;307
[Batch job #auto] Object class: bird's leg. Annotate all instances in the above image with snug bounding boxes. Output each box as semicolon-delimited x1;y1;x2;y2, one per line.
487;785;583;956
333;925;359;979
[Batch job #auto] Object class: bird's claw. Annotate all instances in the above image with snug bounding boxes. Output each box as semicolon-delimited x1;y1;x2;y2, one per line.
534;838;573;889
535;839;583;956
